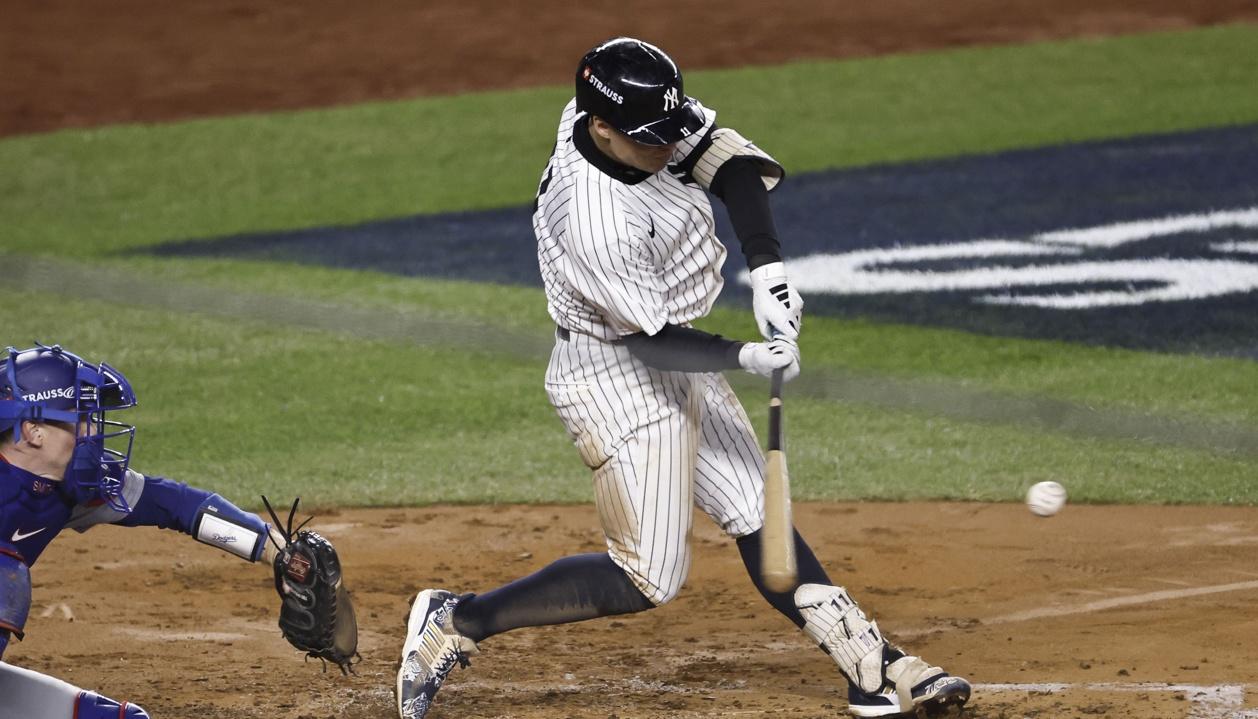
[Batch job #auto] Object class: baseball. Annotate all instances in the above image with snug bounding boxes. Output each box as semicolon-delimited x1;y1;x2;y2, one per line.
1026;481;1067;517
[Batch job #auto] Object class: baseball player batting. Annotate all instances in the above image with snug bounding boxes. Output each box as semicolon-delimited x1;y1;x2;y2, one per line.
397;37;971;719
0;343;354;718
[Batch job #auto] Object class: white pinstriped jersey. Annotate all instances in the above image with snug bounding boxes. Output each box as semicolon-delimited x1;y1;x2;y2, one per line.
535;98;726;341
533;97;785;605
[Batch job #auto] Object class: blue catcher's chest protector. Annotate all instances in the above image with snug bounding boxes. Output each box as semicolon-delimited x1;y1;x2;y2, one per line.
1;460;76;660
0;463;49;659
0;460;74;568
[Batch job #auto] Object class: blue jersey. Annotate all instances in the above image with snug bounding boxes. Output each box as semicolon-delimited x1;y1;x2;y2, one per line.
0;457;268;566
0;458;76;566
1;457;222;565
1;455;270;657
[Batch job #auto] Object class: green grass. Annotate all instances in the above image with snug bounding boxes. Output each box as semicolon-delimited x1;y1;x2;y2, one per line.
4;264;1255;507
5;282;1255;507
0;286;580;508
781;398;1258;505
14;253;1257;427
690;24;1258;171
2;25;1257;506
3;25;1257;258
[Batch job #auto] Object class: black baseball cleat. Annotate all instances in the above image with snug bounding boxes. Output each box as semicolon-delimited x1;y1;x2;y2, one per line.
847;649;971;717
396;589;478;719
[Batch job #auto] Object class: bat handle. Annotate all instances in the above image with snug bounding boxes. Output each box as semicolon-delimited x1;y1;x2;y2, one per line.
768;323;787;397
768;369;783;453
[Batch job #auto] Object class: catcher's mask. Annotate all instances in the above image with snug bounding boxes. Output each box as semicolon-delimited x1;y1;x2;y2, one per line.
0;343;137;512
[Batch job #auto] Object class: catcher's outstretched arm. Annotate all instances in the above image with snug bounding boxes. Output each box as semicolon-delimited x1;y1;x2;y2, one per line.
76;469;272;562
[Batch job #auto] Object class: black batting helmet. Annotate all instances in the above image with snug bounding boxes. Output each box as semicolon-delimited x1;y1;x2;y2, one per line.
575;37;705;146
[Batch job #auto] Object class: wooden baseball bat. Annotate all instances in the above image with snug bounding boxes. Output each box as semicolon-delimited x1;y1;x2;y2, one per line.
761;366;798;593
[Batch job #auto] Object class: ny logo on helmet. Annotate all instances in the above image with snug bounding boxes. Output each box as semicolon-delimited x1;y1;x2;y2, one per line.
663;87;680;111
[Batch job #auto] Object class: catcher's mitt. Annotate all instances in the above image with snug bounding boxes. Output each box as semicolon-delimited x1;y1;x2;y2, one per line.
262;496;360;674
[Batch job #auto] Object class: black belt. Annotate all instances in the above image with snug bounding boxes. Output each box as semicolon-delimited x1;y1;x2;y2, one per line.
556;325;618;344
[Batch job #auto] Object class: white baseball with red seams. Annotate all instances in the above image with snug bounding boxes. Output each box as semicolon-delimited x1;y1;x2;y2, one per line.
1027;481;1068;517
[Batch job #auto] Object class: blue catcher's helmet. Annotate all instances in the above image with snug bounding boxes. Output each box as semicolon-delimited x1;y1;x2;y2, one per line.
0;344;137;511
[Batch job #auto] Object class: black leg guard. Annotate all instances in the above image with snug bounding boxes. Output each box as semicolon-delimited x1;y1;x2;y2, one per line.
736;528;833;628
452;553;654;642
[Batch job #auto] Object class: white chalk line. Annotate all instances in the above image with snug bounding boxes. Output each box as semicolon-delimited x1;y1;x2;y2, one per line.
1150;578;1197;587
113;627;249;642
897;582;1258;716
899;579;1258;640
977;682;1258;719
984;580;1258;625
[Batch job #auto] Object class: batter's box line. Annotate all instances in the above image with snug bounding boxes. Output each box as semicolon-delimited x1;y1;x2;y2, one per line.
975;682;1258;719
896;579;1258;640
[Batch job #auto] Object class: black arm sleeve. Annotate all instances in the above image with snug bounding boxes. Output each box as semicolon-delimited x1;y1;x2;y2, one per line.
710;157;782;271
619;324;745;373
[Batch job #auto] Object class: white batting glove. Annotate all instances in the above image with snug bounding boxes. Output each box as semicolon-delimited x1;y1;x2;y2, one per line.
739;338;800;382
749;261;804;341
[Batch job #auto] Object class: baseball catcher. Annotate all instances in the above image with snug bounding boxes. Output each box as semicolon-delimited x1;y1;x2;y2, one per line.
0;343;356;719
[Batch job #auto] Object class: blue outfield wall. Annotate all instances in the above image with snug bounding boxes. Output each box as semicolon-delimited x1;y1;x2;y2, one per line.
150;125;1258;357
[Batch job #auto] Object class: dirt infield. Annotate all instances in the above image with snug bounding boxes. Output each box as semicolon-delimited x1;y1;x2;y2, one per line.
5;0;1258;136
12;503;1258;718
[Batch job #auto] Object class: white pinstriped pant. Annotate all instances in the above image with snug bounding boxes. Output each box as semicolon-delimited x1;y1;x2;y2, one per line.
546;329;766;605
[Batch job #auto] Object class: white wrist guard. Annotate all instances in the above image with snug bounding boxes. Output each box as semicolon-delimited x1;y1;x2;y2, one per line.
192;494;268;561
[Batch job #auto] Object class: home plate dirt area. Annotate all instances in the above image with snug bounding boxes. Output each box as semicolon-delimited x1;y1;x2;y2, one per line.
13;503;1258;718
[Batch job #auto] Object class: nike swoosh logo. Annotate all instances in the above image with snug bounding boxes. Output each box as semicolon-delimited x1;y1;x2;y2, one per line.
11;527;47;542
648;216;656;238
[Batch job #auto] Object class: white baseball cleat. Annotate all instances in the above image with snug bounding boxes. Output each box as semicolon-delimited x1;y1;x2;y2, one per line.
396;589;478;719
846;648;971;717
